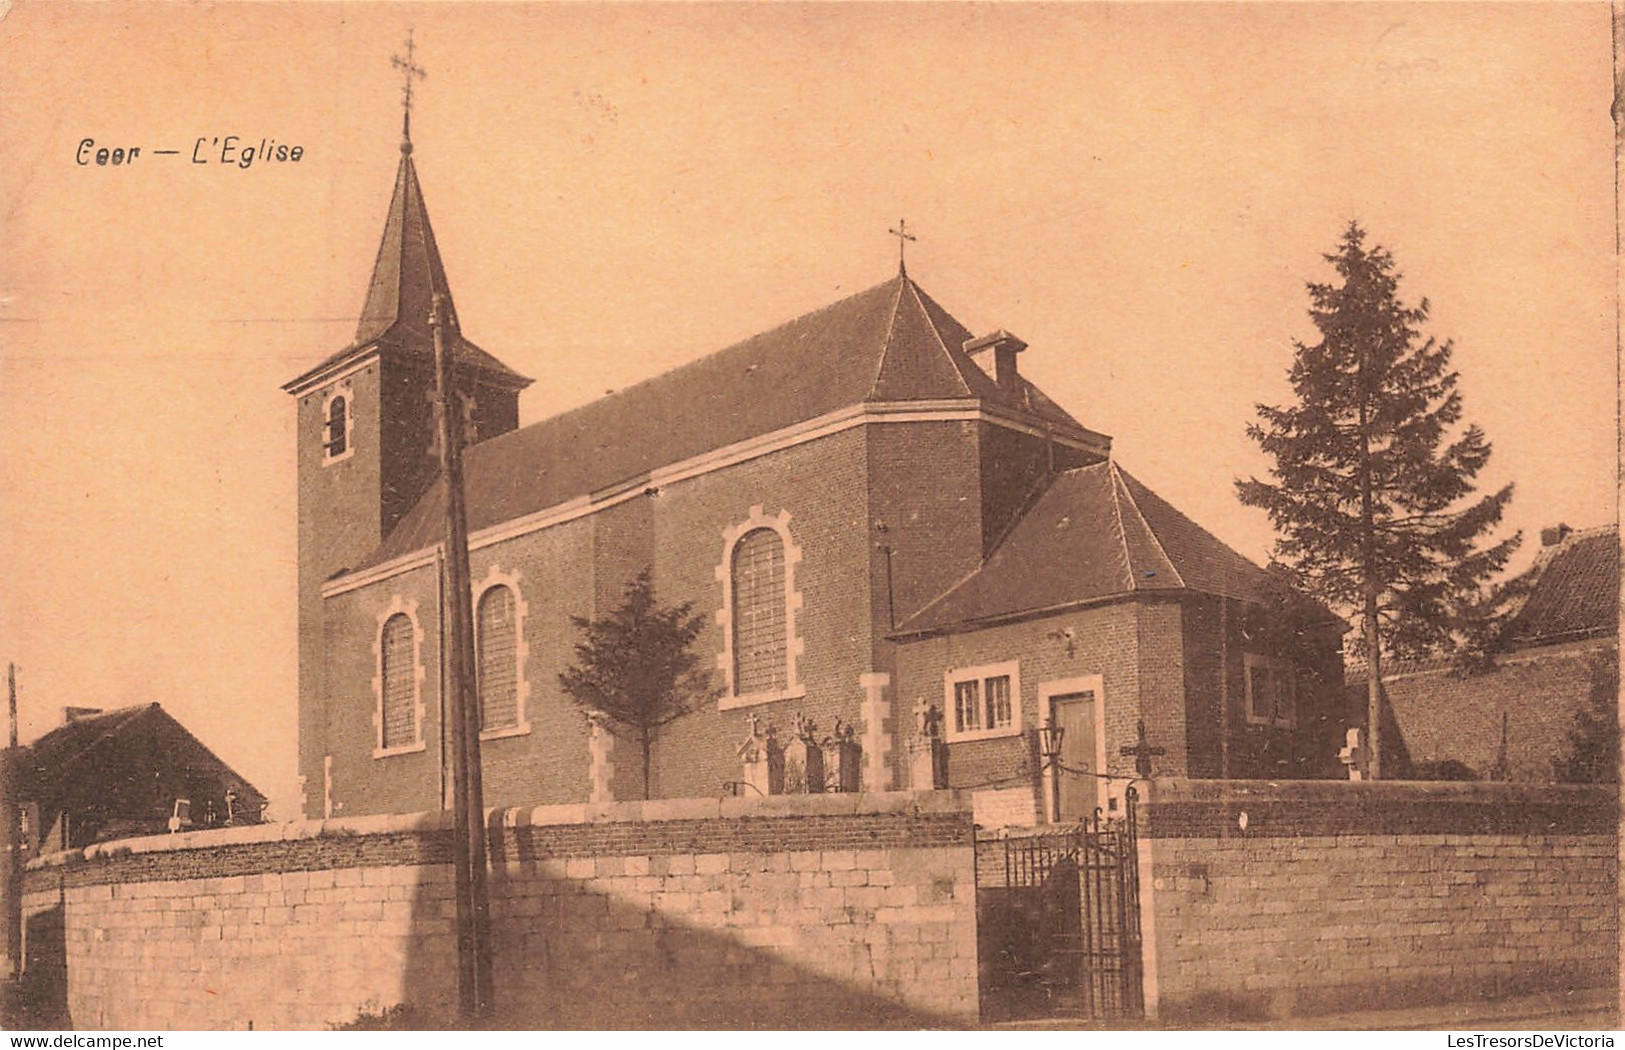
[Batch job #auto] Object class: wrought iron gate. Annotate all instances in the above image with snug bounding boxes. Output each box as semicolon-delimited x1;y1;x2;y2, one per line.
975;788;1143;1022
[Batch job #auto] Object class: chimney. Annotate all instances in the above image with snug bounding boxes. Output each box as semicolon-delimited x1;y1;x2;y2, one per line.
61;707;102;724
963;330;1027;393
1540;523;1573;548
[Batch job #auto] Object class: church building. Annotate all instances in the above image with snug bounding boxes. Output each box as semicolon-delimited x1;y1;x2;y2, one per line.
283;123;1345;827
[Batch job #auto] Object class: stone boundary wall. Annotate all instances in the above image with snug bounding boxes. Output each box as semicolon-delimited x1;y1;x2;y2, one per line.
21;791;978;1030
1138;779;1619;1022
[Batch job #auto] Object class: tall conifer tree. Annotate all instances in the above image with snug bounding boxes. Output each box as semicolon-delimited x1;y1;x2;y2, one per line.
1237;223;1519;778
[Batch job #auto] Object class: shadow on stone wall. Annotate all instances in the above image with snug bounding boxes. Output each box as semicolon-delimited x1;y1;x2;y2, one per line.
13;902;69;1028
385;847;965;1029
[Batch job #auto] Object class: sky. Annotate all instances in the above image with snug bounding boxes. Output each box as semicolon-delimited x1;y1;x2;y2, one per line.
0;3;1614;817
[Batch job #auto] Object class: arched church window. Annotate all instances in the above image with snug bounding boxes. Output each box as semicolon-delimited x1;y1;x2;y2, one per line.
322;383;354;464
732;527;789;695
476;584;518;731
715;507;804;710
379;612;417;749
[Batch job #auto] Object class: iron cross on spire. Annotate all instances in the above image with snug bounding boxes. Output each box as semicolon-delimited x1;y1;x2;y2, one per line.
888;219;917;276
391;29;427;148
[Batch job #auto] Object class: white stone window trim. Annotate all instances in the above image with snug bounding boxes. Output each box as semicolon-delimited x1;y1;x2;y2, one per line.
1037;674;1109;822
321;381;355;466
474;563;532;741
715;505;805;710
1242;652;1297;729
943;659;1022;743
372;596;427;758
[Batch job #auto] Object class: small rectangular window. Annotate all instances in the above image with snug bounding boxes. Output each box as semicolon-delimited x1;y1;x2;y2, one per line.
1246;664;1272;722
944;661;1021;743
984;675;1013;731
1244;654;1296;728
954;680;981;734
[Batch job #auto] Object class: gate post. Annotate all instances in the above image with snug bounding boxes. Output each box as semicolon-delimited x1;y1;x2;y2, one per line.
1129;784;1159;1019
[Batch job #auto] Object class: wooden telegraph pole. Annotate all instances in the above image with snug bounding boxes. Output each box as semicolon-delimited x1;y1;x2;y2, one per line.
3;663;23;985
431;293;494;1019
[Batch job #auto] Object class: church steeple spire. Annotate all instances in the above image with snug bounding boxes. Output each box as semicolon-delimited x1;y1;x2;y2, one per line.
356;31;453;347
354;148;458;346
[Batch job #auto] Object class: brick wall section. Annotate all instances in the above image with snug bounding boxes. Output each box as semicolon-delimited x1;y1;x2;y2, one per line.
1368;640;1617;781
1138;779;1619;1022
867;421;985;630
892;601;1145;825
1180;595;1225;778
975;424;1052;559
295;362;387;820
317;427;883;814
21;791;978;1030
652;428;877;799
1134;601;1189;776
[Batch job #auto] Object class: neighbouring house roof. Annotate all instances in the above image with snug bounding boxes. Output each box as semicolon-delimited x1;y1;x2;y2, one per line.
25;703;267;823
1503;525;1619;647
1344;523;1618;688
894;461;1332;635
354;272;1107;571
282;144;531;394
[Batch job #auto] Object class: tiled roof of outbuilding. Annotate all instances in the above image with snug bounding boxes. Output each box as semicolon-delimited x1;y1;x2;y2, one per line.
25;703;267;811
1504;526;1619;646
895;461;1331;634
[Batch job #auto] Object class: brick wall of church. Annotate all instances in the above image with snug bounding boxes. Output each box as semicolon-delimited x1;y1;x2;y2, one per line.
315;421;963;814
317;515;603;818
644;426;881;799
1179;596;1343;780
892;597;1345;826
866;420;986;629
891;601;1152;825
295;363;386;820
1135;600;1190;778
975;423;1053;558
295;353;523;820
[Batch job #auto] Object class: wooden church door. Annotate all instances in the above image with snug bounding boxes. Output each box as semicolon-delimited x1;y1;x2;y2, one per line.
1049;691;1097;823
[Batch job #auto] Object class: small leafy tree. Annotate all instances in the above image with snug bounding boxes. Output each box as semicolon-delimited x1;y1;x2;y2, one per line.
558;569;714;799
1237;222;1520;778
1552;655;1620;784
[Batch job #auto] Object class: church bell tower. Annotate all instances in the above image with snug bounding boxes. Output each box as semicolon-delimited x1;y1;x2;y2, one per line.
281;45;532;816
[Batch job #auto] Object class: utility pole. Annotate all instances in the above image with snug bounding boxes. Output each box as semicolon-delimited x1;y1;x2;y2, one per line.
3;664;23;985
431;293;494;1020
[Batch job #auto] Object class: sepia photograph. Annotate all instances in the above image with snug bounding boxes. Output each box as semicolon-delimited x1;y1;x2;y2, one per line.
0;1;1617;1033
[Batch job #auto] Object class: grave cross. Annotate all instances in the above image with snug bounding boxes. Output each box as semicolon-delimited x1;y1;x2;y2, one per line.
888;219;917;276
913;697;941;740
1120;719;1166;778
391;29;428;145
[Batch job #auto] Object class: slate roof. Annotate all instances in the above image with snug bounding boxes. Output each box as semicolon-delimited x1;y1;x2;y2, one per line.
1504;526;1619;646
356;273;1105;570
895;461;1330;634
282;144;530;393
